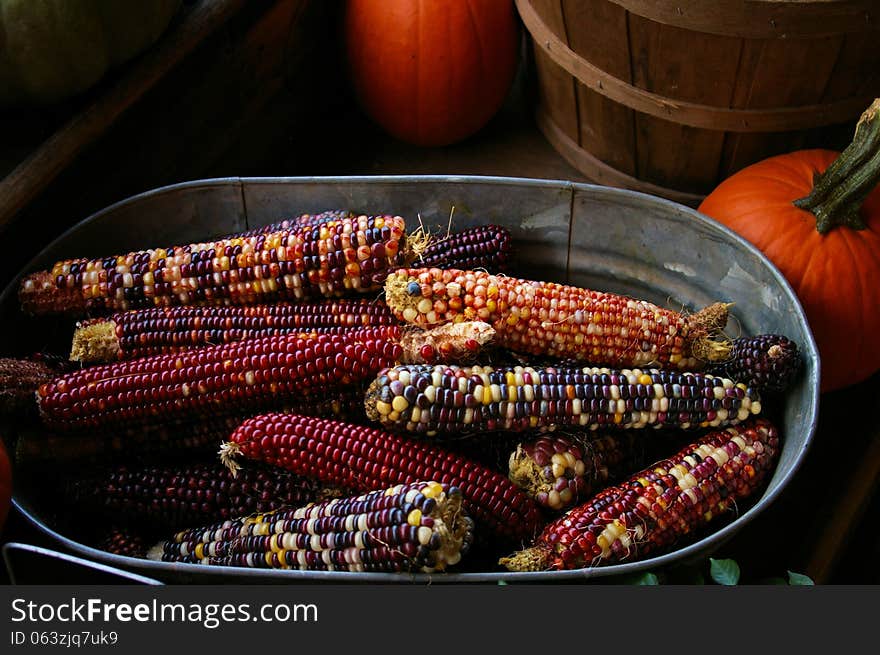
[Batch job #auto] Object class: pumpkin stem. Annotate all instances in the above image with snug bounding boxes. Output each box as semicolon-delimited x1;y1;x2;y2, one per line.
793;98;880;234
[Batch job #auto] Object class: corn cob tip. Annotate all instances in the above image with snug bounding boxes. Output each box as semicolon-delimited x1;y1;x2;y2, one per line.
19;270;88;316
508;445;549;502
401;223;432;264
146;542;166;562
398;321;495;364
498;546;552;572
70;320;120;363
219;441;242;477
686;302;733;363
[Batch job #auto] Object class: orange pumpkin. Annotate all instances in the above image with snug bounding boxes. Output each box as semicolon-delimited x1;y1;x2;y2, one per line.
699;100;880;393
343;0;520;147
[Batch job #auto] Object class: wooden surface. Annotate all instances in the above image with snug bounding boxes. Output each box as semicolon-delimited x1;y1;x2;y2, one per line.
1;1;878;585
518;0;880;199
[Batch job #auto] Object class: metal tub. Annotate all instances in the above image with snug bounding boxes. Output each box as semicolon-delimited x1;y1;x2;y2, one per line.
0;175;820;583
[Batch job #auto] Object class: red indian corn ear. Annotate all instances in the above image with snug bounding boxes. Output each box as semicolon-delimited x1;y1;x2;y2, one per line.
37;326;403;431
384;267;731;369
150;481;475;573
364;364;762;437
70;300;398;363
18;214;409;316
220;413;544;543
499;417;780;571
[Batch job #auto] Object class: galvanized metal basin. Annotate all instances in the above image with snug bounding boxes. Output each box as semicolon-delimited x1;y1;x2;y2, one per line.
0;176;820;583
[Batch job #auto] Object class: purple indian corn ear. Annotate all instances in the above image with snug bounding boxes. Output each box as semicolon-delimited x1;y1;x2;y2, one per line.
37;326;404;431
416;224;512;272
149;481;475;574
18;214;410;316
0;356;69;417
364;364;762;437
384;267;732;370
499;417;780;571
74;461;346;531
705;334;802;394
220;413;544;543
70;300;399;363
14;388;367;468
508;431;650;511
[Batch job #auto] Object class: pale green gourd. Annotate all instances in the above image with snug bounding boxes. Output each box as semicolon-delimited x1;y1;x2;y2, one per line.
0;0;180;107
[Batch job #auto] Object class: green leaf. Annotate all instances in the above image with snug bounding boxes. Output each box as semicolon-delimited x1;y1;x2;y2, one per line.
709;558;741;586
496;579;508;586
787;571;815;586
632;572;660;585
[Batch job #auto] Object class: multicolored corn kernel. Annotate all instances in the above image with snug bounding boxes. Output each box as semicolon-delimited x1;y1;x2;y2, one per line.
18;214;409;316
508;431;650;511
150;481;475;574
705;334;802;394
220;413;544;543
74;461;345;531
384;267;731;370
235;210;354;236
499;417;781;571
37;326;403;431
364;364;762;437
416;224;512;272
70;300;399;363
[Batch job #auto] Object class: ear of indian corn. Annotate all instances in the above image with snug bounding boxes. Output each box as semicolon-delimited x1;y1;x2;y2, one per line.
70;300;398;363
14;387;368;468
705;334;802;394
150;481;475;573
384;267;731;369
415;224;512;272
219;413;544;543
0;356;70;417
19;214;410;317
508;431;651;511
499;417;780;571
364;364;762;437
251;220;513;273
37;326;404;431
98;528;149;558
72;461;346;532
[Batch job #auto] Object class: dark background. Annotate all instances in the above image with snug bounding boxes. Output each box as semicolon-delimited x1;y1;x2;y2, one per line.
1;0;878;585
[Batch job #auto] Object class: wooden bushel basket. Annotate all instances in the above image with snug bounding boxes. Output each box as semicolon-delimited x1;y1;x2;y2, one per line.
517;0;880;206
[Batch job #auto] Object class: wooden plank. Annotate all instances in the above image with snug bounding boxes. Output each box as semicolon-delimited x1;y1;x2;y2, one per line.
529;0;580;142
562;0;637;177
606;0;880;39
720;35;844;178
0;0;248;234
627;12;740;193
